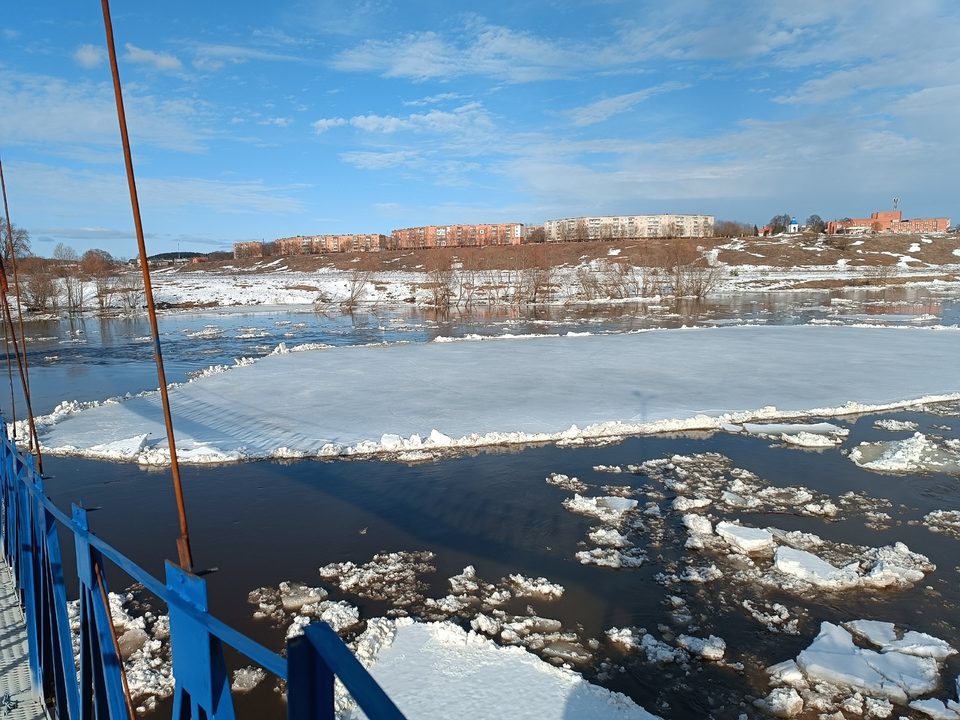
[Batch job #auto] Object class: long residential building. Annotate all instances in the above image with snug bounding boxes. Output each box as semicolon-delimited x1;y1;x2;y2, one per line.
275;234;386;254
826;210;950;235
543;214;715;241
387;223;524;250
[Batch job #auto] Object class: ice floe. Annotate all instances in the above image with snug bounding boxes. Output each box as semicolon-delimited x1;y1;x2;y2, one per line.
318;551;436;615
923;510;960;540
349;618;661;719
849;433;960;474
766;621;957;713
874;418;920;432
27;326;960;464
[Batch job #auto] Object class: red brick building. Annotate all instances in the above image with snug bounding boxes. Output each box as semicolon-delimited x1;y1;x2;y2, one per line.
387;223;524;250
827;211;950;234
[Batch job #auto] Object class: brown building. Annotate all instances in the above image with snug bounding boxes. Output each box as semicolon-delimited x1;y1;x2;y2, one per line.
232;241;263;259
387;223;525;250
827;211;950;234
275;234;386;254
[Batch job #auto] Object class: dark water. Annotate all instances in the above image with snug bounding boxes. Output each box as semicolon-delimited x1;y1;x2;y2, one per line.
9;288;960;718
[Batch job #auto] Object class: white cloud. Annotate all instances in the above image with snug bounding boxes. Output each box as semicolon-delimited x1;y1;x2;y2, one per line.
568;82;689;127
192;44;303;70
332;21;601;82
312;117;348;133
403;92;466;107
340;150;419;170
123;43;183;72
258;117;293;127
0;70;205;153
73;44;106;69
10;161;306;219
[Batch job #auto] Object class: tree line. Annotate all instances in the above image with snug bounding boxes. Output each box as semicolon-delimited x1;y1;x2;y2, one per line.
1;219;144;314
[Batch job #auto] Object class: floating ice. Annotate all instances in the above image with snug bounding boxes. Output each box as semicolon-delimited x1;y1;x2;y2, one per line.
563;494;638;524
230;666;266;694
351;619;662;719
31;326;960;464
791;622;946;704
716;521;774;555
924;510;960;540
676;634;726;661
849;433;960;474
874;418;920;432
506;573;564;599
546;472;588;493
318;551;436;613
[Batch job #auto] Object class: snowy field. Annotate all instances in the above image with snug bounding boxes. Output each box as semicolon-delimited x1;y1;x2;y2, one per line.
29;325;960;464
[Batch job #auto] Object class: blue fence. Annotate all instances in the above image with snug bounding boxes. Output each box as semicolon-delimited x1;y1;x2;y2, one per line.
0;430;406;719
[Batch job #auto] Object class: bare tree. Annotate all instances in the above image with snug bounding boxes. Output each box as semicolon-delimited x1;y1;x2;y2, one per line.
574;219;589;242
19;257;56;311
1;218;31;261
116;271;145;312
82;249;118;312
340;269;370;310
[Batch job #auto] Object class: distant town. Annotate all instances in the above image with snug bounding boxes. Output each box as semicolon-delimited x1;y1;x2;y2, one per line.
232;208;952;259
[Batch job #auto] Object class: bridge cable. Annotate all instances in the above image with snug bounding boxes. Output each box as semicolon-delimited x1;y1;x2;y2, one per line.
2;314;17;439
0;156;42;469
100;0;194;571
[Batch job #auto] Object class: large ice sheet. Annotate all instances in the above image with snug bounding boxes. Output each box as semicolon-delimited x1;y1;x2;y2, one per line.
32;326;960;464
352;619;661;719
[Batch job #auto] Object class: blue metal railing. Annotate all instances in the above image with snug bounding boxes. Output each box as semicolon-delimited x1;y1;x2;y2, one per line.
0;429;406;719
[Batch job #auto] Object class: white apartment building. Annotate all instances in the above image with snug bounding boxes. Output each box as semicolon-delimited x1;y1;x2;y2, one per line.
542;214;715;241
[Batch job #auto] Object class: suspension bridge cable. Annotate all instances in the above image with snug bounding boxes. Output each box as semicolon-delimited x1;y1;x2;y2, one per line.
2;317;17;439
0;156;42;470
100;0;194;571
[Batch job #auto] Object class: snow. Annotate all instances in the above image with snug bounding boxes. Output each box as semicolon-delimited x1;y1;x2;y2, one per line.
352;619;661;719
29;325;960;464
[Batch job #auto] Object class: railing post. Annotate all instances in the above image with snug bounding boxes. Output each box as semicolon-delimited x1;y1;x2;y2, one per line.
166;561;236;719
73;504;130;719
287;629;335;720
39;485;81;717
287;622;405;720
19;454;40;688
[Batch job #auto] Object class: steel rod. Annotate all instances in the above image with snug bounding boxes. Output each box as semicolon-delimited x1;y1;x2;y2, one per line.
100;0;193;570
0;157;41;469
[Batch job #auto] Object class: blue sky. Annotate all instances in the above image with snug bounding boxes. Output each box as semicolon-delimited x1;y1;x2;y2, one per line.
2;1;958;257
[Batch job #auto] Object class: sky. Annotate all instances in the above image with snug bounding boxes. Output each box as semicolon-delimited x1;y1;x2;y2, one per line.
1;1;958;257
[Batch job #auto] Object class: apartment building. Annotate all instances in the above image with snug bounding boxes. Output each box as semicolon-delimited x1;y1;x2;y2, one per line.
232;241;263;259
387;223;525;250
542;214;715;241
274;234;387;254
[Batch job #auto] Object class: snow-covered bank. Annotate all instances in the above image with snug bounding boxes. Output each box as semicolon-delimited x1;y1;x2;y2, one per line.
29;325;960;464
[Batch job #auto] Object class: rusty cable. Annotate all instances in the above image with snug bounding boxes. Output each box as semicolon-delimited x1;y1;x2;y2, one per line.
0;157;42;469
93;559;136;720
100;0;194;571
2;317;16;440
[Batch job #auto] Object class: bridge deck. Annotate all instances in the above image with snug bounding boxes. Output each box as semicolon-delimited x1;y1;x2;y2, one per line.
0;559;47;720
